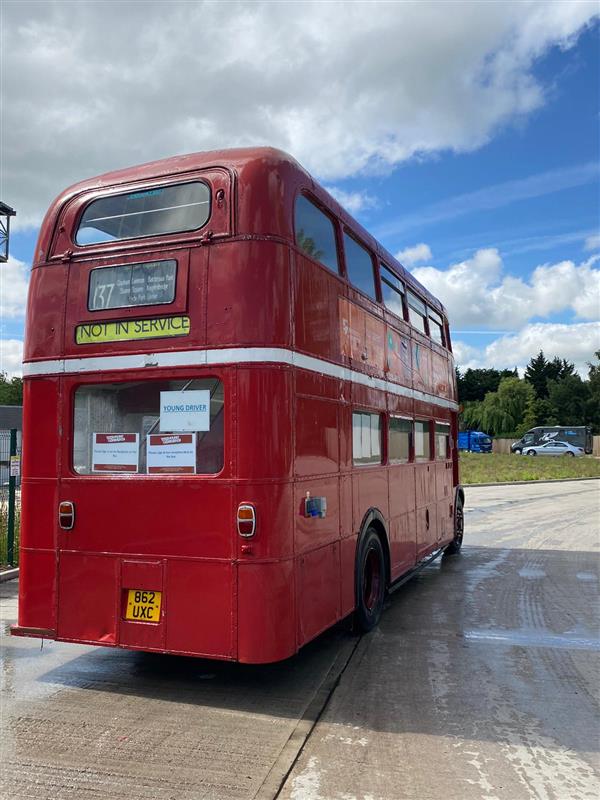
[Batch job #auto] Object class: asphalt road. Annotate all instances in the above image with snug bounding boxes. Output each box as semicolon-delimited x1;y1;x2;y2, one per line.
1;479;599;800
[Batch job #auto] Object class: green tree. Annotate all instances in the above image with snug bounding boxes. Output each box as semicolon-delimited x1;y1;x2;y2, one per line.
0;373;23;405
457;367;518;403
547;374;589;425
585;351;600;433
475;377;534;435
524;351;576;398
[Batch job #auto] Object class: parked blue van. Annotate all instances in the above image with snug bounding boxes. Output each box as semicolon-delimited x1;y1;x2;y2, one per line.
458;430;493;453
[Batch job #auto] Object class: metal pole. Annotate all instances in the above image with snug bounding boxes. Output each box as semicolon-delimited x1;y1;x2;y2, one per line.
7;428;17;567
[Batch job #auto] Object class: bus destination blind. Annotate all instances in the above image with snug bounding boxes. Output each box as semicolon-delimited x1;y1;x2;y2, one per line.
88;259;176;311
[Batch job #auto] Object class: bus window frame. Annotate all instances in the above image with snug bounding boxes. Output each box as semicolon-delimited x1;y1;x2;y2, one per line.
74;179;213;249
67;372;227;480
341;228;380;303
407;290;429;336
427;307;446;348
434;420;451;460
49;167;233;261
414;418;433;462
352;409;384;467
388;414;413;464
293;191;343;278
379;262;407;322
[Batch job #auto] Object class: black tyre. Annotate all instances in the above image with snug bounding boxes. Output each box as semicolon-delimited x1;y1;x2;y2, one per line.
565;451;575;457
445;495;464;555
354;528;386;632
526;449;537;456
513;448;522;455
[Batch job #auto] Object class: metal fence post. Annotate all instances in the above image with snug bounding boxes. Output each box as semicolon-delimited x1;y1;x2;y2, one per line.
7;428;17;567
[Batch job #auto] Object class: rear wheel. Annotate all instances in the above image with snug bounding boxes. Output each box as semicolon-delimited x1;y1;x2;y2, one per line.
526;449;537;456
445;496;464;555
354;528;386;632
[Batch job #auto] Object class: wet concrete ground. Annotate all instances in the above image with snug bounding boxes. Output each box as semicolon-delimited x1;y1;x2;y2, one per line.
1;480;599;799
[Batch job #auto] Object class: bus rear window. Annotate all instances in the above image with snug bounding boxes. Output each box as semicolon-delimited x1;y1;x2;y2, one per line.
73;378;224;475
76;182;211;245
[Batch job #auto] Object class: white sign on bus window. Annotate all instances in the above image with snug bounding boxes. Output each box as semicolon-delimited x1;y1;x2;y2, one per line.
92;433;139;473
159;390;210;432
147;433;196;474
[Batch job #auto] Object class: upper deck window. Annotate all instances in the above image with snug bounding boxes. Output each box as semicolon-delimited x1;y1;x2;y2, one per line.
407;291;427;334
295;195;340;273
428;308;445;345
76;182;211;246
380;264;405;318
344;233;376;301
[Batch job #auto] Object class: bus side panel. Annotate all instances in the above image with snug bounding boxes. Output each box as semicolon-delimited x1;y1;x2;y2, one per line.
294;252;345;364
207;241;292;347
435;459;454;546
57;552;118;644
297;541;341;647
236;367;293;481
166;560;235;659
388;465;418;577
17;548;56;633
414;463;438;558
22;377;61;481
23;266;67;361
237;560;296;664
17;377;61;633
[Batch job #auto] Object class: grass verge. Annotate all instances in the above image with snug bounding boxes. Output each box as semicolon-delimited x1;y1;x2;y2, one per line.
460;452;600;484
0;493;20;568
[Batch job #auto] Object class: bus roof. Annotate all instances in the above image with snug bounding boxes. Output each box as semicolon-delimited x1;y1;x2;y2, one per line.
37;146;445;316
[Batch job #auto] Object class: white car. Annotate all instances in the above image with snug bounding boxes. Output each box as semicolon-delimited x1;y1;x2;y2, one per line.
522;440;584;457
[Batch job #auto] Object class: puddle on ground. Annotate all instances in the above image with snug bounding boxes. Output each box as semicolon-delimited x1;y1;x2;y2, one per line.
464;628;600;651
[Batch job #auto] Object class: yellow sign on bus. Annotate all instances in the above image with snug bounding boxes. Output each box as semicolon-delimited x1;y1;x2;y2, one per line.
76;316;190;344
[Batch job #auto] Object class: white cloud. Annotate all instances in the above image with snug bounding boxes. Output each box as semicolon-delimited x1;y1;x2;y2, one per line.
0;257;30;319
376;161;599;239
413;250;600;330
3;1;598;229
585;233;600;251
395;243;432;267
454;322;600;376
324;186;377;214
0;340;24;378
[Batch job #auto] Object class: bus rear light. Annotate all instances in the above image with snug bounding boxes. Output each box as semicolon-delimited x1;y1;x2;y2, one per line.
59;501;75;530
237;504;256;538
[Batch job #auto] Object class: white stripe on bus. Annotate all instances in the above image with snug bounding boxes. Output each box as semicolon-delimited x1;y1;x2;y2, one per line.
22;347;458;411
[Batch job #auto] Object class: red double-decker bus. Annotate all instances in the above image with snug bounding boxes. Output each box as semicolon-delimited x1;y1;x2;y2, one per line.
13;148;463;663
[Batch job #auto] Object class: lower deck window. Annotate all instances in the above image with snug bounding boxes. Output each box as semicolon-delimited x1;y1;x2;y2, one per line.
352;412;382;465
73;378;224;475
414;420;431;461
435;423;450;459
389;417;411;462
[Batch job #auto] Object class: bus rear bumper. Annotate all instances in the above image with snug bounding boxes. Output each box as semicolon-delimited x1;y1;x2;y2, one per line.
11;625;56;639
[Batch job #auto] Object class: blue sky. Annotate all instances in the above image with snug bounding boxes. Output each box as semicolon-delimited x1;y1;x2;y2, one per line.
1;1;599;376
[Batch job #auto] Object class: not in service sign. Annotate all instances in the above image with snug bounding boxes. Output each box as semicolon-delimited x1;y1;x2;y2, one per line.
147;434;196;474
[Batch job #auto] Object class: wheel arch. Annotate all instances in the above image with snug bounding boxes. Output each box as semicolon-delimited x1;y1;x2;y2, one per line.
355;507;391;590
455;485;465;510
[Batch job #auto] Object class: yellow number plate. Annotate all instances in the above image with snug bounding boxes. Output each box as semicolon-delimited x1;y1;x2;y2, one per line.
125;589;162;623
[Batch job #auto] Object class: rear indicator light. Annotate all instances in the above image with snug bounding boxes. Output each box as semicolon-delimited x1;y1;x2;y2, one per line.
237;504;256;538
58;501;75;530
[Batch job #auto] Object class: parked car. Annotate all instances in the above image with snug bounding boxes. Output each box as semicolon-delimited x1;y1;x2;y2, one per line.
511;425;592;454
521;441;584;457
